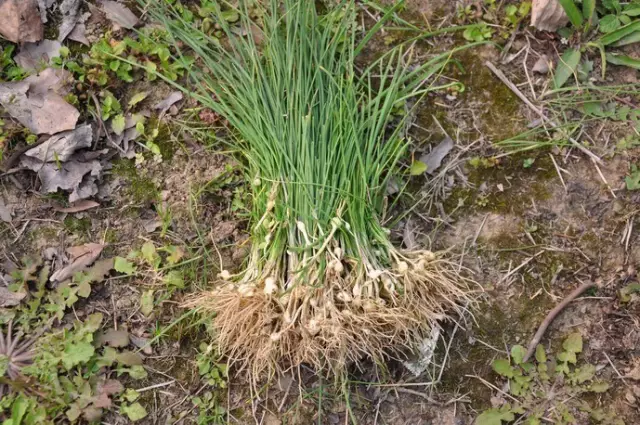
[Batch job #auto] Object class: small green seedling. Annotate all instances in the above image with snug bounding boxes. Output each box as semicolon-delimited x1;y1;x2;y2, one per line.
619;282;640;302
463;23;493;41
478;333;621;425
0;45;27;81
625;164;640;190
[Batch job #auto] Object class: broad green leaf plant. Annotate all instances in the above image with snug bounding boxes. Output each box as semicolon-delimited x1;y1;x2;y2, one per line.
477;333;622;425
553;0;640;88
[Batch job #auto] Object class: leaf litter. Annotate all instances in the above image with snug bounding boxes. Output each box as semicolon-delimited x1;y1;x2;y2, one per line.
99;0;139;30
23;123;93;162
419;136;454;176
49;243;104;283
14;39;62;71
0;68;79;135
0;0;44;43
19;123;107;202
0;197;13;223
154;91;183;115
57;0;83;42
531;0;569;31
53;199;100;213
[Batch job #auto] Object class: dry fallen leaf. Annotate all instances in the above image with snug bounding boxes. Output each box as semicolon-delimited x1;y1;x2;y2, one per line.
50;243;104;283
36;0;55;23
98;329;130;348
68;22;90;45
23;124;93;162
0;286;26;308
0;70;79;135
129;334;152;355
532;55;551;74
0;197;13;223
0;0;44;43
100;0;138;29
15;40;62;71
53;200;100;213
154;91;183;115
25;67;74;96
418;136;454;176
57;0;82;41
531;0;569;31
21;157;103;202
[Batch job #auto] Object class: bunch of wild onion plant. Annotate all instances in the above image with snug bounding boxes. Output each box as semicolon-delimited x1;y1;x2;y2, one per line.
148;0;472;377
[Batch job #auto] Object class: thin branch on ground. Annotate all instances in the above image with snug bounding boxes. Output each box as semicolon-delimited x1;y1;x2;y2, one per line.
523;281;596;363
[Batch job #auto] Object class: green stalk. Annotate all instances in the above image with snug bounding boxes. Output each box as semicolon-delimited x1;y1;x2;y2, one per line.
147;0;471;377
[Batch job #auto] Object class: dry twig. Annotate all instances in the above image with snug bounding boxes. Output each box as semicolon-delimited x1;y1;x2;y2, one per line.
523;281;596;363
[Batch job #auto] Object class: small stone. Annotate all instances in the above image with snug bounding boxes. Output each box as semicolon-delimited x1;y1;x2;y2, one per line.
625;390;636;404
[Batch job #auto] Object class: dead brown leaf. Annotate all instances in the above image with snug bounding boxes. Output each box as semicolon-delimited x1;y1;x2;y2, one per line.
58;0;82;42
531;0;569;31
98;329;130;348
0;71;79;135
0;286;26;308
53;200;100;213
130;334;152;355
23;123;93;162
15;40;62;71
100;0;138;29
116;351;143;366
532;55;551;74
0;197;13;223
0;0;44;43
50;243;104;283
24;68;73;96
68;22;89;45
154;91;183;115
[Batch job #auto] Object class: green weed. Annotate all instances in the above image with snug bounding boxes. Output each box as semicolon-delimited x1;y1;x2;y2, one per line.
0;45;27;82
1;257;150;423
625;164;640;190
551;0;640;87
477;333;621;425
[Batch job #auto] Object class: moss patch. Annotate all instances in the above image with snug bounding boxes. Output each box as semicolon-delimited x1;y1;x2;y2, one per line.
112;159;160;205
449;48;525;141
63;216;91;236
